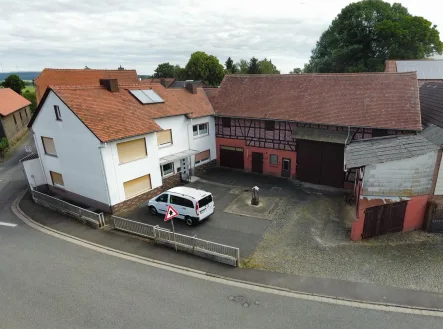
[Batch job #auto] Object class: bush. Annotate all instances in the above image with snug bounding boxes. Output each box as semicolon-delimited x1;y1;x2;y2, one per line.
0;137;9;153
22;89;37;113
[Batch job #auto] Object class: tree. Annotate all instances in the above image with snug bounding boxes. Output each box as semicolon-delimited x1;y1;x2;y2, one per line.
225;57;237;74
258;58;280;74
247;57;261;74
22;89;37;113
185;51;225;86
289;68;303;74
153;62;176;78
236;59;249;74
305;0;443;73
173;65;187;80
1;74;25;94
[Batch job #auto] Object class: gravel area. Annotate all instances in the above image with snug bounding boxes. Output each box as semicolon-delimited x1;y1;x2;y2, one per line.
244;192;443;293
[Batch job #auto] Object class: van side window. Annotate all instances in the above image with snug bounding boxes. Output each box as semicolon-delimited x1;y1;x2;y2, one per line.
170;195;185;206
156;194;168;203
183;199;194;208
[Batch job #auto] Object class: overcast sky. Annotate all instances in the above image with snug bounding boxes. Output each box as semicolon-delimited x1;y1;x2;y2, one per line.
1;0;442;74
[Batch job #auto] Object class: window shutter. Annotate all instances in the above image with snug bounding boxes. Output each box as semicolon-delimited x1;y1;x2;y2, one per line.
157;129;172;145
117;138;147;163
123;174;151;199
195;149;210;162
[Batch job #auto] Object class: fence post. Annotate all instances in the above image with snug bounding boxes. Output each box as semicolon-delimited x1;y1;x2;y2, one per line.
236;248;240;267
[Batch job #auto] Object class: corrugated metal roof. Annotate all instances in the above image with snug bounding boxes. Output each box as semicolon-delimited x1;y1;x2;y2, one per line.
421;125;443;146
345;134;438;168
396;60;443;79
420;82;443;127
293;127;349;144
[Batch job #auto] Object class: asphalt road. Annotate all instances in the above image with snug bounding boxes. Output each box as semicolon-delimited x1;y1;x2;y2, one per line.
0;137;441;328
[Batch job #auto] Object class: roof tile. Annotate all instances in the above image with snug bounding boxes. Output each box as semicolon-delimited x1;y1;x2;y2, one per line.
0;88;31;116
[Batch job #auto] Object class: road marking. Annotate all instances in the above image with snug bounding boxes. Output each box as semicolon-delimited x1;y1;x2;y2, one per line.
11;189;443;317
0;222;17;227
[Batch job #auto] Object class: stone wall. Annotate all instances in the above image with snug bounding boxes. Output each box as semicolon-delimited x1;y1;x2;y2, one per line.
0;106;31;143
111;173;181;214
194;159;216;176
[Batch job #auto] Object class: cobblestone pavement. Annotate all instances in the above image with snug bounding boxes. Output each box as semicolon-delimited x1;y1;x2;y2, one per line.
245;191;443;293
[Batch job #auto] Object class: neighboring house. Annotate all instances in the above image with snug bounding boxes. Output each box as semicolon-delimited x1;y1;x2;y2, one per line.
141;78;176;88
385;60;443;86
345;134;438;240
0;88;31;144
34;68;140;103
169;80;206;88
209;73;422;188
25;79;215;213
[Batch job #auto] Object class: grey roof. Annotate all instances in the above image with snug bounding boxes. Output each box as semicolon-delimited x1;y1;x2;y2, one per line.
420;82;443;127
421;124;443;146
170;80;203;88
396;60;443;79
345;134;438;168
293;127;349;144
19;152;39;162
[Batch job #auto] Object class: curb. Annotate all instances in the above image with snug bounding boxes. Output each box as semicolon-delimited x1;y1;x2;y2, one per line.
12;189;443;317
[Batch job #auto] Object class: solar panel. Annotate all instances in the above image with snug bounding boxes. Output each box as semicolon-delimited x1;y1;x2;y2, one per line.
129;90;154;104
142;90;164;103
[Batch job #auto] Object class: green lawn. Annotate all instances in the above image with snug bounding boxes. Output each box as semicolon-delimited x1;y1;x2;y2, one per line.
21;85;35;93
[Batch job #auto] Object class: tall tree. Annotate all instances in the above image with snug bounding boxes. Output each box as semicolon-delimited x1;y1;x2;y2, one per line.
305;0;443;73
173;65;187;80
289;68;303;74
153;62;176;78
247;57;261;74
1;74;25;94
225;57;237;74
236;59;249;74
258;58;280;74
22;89;37;112
185;51;225;86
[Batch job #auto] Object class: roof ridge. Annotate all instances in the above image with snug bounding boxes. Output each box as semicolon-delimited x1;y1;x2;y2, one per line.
42;68;137;72
226;72;417;78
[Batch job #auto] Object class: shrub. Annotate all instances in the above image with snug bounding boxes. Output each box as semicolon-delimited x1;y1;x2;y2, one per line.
0;137;9;153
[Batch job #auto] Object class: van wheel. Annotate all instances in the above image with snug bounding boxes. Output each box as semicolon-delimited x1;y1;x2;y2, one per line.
149;206;158;215
185;216;194;226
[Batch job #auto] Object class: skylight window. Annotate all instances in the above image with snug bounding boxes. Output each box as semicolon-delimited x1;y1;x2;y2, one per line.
129;89;164;104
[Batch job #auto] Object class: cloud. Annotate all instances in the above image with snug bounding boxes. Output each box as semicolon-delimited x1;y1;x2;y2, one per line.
0;0;442;74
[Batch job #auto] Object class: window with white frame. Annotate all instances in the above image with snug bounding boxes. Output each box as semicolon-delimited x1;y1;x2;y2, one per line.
195;149;210;165
161;162;174;176
193;123;209;137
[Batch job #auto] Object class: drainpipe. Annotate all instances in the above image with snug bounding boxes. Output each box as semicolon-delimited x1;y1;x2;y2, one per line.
187;118;193;175
98;143;112;210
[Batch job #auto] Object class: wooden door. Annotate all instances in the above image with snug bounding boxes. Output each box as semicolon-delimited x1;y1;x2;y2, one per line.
296;140;322;185
281;158;291;178
220;146;244;169
362;202;407;239
251;152;264;174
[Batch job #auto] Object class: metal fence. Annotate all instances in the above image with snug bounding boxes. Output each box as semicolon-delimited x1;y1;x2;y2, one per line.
31;190;105;228
112;215;240;266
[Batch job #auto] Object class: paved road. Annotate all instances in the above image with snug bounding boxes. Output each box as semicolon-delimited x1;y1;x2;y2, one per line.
0;137;442;328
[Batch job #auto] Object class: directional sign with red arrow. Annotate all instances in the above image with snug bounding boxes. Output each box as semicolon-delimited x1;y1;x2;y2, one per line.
164;205;179;222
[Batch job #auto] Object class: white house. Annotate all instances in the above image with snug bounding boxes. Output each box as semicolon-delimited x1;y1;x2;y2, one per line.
24;79;216;213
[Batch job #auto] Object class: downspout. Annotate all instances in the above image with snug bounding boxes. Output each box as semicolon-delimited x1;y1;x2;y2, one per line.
98;143;112;210
187;118;193;176
31;129;48;186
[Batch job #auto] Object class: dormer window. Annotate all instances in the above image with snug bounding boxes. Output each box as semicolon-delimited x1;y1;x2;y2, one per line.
54;105;61;120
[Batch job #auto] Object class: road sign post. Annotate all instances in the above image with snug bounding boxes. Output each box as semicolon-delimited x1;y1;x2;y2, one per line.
164;205;179;251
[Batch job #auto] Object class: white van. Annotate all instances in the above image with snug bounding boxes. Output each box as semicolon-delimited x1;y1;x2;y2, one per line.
148;186;214;226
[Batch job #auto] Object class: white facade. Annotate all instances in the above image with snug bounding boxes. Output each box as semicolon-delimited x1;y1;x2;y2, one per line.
30;91;216;209
434;162;443;195
22;158;46;189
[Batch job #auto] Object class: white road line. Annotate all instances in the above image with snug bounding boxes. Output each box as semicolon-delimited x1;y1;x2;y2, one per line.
11;189;443;317
0;222;17;227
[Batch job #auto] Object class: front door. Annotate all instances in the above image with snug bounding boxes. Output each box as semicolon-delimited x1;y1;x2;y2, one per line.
281;158;291;178
251;152;264;174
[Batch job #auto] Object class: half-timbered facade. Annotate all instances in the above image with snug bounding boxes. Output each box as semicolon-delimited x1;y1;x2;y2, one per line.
211;73;422;188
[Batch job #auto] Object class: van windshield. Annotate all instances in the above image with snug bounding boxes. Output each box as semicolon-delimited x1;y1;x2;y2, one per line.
199;194;213;208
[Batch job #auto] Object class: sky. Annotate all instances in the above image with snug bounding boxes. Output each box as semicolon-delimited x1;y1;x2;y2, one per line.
1;0;442;74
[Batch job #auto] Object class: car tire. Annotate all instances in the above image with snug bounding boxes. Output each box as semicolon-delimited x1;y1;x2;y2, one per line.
150;206;158;215
185;216;194;226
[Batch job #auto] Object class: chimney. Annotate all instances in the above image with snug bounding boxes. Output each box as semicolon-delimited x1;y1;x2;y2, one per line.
99;79;119;92
160;78;167;88
185;82;197;94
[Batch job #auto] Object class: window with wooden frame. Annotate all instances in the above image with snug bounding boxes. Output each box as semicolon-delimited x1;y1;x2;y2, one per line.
195;149;210;165
157;129;173;146
222;118;231;128
54;105;61;120
50;171;64;187
123;174;151;199
117;138;147;164
265;121;275;131
41;136;57;156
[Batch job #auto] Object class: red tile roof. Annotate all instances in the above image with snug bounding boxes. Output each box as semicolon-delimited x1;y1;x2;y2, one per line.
211;73;422;131
30;82;214;142
34;68;140;103
0;88;31;116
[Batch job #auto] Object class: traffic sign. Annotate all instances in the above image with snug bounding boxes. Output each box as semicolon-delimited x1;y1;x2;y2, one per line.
164;205;179;222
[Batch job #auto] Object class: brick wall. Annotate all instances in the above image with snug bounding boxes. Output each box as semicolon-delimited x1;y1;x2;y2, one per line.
194;159;216;176
111;173;181;214
0;106;31;143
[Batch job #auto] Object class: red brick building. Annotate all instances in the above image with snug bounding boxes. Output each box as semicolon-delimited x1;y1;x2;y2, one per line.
210;73;422;188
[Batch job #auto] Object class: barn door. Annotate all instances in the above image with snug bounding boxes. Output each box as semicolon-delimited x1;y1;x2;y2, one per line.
251;152;263;174
362;201;407;239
